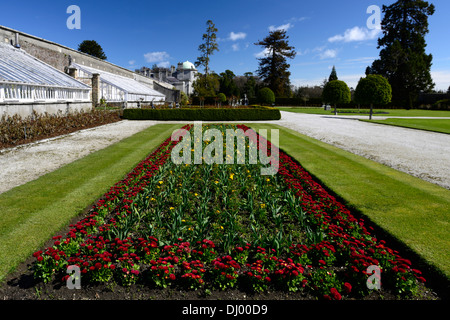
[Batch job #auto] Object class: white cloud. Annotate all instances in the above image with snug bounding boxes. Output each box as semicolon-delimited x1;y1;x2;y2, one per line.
269;23;292;32
128;60;136;65
144;51;170;63
319;49;338;60
232;43;240;51
229;31;247;41
431;70;450;91
328;26;381;43
254;48;272;58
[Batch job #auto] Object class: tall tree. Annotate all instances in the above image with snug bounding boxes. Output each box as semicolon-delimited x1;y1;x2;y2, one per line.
195;20;219;76
328;66;338;82
219;70;239;98
368;0;435;108
255;29;296;97
77;40;107;60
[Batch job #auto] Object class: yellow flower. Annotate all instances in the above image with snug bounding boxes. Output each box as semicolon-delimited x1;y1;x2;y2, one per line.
220;226;224;230
260;203;266;209
169;207;175;210
194;193;198;197
159;180;163;184
150;197;155;201
266;178;270;182
230;173;234;180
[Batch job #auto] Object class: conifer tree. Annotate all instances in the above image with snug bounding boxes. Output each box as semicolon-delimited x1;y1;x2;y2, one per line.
368;0;435;108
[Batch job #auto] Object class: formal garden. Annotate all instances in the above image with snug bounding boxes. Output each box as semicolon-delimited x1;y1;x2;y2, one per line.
1;120;446;302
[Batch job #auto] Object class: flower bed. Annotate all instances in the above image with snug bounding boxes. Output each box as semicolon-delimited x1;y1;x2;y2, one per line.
31;124;426;299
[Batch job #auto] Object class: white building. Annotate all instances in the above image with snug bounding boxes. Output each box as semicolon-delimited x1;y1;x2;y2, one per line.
136;61;198;96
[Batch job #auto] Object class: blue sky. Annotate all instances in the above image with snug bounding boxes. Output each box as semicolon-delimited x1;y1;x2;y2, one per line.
1;0;449;91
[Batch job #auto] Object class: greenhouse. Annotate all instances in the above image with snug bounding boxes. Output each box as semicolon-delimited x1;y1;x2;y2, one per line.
71;63;166;103
0;42;91;103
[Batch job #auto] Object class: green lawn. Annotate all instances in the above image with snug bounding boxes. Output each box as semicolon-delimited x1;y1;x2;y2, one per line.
1;120;449;286
248;123;450;279
363;118;450;134
0;123;181;282
277;107;450;118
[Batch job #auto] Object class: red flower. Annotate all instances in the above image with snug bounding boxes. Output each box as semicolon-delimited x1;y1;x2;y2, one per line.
343;282;352;294
169;273;176;280
330;288;342;300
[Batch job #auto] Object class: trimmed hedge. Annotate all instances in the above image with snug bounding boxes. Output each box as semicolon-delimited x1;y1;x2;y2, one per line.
122;107;281;121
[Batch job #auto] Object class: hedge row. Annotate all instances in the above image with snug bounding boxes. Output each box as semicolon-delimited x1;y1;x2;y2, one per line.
122;107;281;121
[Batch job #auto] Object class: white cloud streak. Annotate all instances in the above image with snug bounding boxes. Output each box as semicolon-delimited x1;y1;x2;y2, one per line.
328;26;381;43
144;51;170;63
269;23;292;32
229;31;247;41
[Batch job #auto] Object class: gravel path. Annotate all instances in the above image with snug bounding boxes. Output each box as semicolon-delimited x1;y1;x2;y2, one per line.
0;120;157;194
275;111;450;189
0;112;448;195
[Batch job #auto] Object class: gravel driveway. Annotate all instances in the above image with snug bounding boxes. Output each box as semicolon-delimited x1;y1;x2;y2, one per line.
0;112;448;194
274;112;450;189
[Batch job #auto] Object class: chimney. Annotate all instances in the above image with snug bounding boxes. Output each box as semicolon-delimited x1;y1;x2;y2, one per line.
14;33;20;48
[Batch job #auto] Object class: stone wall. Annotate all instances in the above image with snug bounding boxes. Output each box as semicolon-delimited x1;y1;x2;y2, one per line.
0;101;92;118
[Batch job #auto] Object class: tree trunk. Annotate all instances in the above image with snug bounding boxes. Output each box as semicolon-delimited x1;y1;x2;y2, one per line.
370;103;373;120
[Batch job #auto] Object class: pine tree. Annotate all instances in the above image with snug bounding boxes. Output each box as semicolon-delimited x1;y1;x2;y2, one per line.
255;30;296;97
368;0;435;108
328;66;338;82
195;20;219;76
77;40;107;60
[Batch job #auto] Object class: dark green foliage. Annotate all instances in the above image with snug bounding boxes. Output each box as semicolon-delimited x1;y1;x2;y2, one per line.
368;0;435;108
354;75;392;119
77;40;107;60
322;80;351;106
255;30;296;97
257;87;276;105
122;107;281;121
328;66;338;82
217;93;227;104
354;75;392;106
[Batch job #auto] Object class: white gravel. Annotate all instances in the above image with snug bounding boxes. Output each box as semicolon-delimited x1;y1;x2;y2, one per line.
0;112;449;194
0;120;157;194
274;111;450;189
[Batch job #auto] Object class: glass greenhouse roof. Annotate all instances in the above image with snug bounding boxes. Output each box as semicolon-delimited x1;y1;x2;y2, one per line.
72;63;165;99
0;42;90;90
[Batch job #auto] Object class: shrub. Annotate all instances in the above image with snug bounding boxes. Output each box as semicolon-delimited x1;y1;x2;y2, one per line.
258;88;275;105
217;93;227;105
354;75;392;118
322;80;351;114
122;107;281;121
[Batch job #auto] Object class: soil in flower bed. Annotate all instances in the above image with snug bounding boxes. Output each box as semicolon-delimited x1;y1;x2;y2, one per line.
0;124;444;300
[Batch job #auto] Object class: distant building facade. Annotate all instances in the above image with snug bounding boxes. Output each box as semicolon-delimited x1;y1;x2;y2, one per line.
136;61;198;96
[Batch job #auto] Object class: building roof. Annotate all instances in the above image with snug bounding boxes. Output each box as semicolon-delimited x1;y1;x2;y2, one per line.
0;42;90;89
182;61;196;70
72;63;165;98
